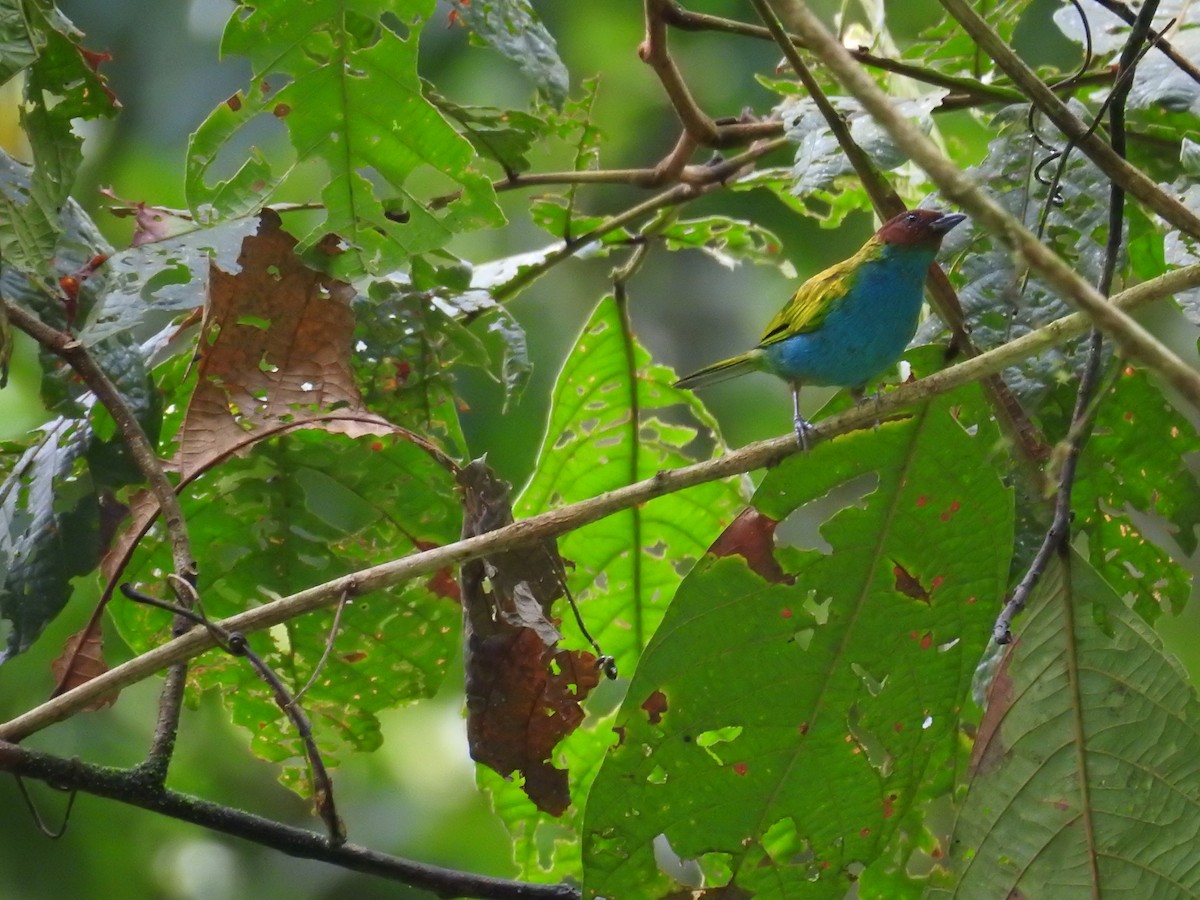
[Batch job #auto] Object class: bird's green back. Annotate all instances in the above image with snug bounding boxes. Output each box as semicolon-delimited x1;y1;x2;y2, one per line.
756;238;884;348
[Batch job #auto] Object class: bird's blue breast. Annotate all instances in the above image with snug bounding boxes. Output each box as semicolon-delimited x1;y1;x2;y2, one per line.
760;245;935;388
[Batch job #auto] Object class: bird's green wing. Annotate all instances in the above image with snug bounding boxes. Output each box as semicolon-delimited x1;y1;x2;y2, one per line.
757;240;880;348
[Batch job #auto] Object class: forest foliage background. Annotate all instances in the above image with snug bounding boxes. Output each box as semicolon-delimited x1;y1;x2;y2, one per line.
2;0;1200;898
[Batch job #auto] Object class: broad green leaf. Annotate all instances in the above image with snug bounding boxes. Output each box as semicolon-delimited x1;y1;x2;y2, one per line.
12;7;117;277
1071;367;1200;622
483;295;745;882
659;216;788;270
448;0;569;107
111;429;462;789
936;552;1200;897
583;388;1013;898
186;0;503;276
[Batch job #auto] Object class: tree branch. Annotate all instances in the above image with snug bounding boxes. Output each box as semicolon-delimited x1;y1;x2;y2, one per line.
772;0;1200;412
1087;0;1200;86
937;0;1200;239
0;741;576;900
2;300;195;782
3;262;1196;742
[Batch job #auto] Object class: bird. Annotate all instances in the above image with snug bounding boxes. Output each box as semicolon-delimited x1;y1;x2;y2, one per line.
674;208;965;448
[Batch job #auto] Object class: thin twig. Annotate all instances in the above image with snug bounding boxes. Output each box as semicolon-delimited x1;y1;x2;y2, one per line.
14;775;76;838
640;0;779;148
0;740;577;900
4;261;1198;742
491;137;789;303
293;590;350;705
659;0;1113;108
993;0;1155;644
122;584;347;846
1087;0;1200;86
937;0;1200;239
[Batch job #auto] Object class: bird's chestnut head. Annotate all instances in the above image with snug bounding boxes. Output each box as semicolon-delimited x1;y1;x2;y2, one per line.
875;209;966;247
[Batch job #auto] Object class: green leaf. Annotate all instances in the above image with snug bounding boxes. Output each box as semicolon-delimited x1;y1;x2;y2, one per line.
0;418;97;663
583;388;1013;898
529;196;626;245
781;91;947;197
482;295;745;881
186;0;504;275
658;216;788;270
936;552;1200;897
448;0;569;107
80;216;260;344
12;7;118;277
355;276;536;456
1071;367;1200;622
427;88;547;175
111;429;462;789
0;0;38;84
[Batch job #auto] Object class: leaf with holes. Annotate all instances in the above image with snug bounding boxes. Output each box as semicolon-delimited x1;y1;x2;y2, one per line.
480;295;745;881
186;0;503;276
109;427;463;793
1069;367;1200;622
583;384;1012;898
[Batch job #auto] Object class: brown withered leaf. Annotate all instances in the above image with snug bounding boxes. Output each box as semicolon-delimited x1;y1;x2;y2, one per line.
50;628;118;708
177;209;389;479
709;507;794;585
458;458;600;816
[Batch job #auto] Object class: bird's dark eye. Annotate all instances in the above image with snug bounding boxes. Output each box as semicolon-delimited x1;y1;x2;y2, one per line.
906;212;919;223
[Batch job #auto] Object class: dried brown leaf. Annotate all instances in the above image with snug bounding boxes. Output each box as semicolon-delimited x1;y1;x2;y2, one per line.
177;209;389;479
458;458;600;816
50;628;118;709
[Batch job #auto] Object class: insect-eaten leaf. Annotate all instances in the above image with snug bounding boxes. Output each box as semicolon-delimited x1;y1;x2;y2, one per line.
458;458;601;816
177;209;391;478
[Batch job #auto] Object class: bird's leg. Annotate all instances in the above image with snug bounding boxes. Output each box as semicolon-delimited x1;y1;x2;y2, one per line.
851;385;882;431
790;382;813;450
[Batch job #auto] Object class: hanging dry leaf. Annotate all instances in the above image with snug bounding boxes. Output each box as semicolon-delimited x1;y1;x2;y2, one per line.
458;458;600;816
50;628;118;709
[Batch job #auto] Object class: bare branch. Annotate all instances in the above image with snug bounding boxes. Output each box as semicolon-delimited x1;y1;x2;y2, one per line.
0;740;577;900
938;0;1200;239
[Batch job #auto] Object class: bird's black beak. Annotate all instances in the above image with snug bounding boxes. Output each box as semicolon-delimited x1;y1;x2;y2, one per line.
931;213;967;234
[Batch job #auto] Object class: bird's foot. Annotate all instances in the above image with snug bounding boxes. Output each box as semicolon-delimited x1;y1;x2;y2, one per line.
852;387;883;431
793;414;815;450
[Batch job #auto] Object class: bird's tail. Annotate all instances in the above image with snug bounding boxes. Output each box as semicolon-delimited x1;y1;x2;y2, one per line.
674;351;761;390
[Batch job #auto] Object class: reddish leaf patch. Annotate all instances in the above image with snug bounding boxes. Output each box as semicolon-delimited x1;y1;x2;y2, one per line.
709;508;794;584
641;689;668;725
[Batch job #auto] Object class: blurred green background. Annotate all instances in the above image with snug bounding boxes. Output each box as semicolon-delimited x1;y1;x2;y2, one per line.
2;1;1198;898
